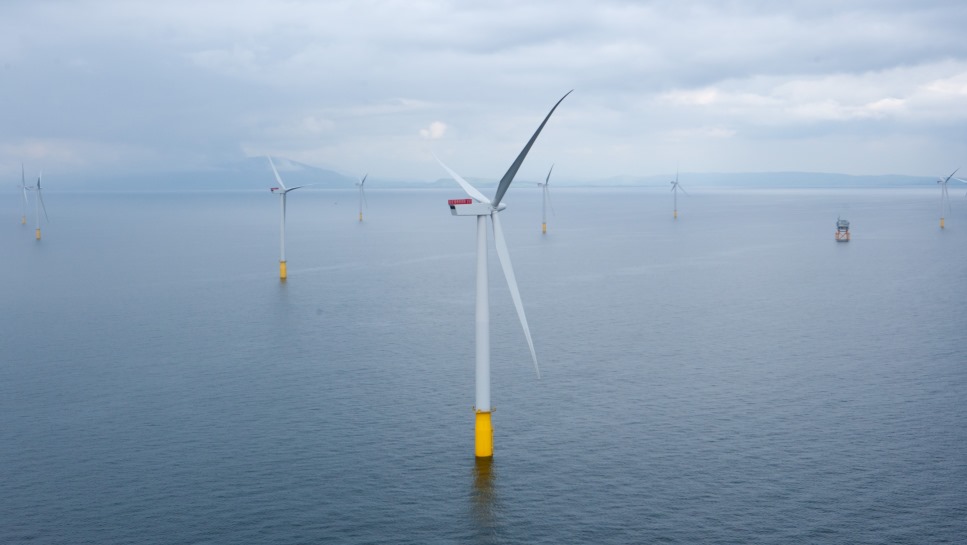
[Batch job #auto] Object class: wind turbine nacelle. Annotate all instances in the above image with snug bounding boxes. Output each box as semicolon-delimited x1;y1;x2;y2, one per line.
449;199;494;216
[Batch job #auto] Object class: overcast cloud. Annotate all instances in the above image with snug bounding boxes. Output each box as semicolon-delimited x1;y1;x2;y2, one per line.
1;0;965;183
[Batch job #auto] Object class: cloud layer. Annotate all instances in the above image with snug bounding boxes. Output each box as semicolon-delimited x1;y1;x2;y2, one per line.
1;0;965;183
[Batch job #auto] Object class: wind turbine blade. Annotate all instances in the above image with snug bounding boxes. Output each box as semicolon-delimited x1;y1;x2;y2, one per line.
944;168;960;183
39;192;49;221
433;153;491;205
492;90;572;207
545;164;554;185
285;185;306;193
362;187;369;208
678;184;689;196
491;213;540;378
267;156;287;190
37;175;48;222
953;177;967;184
360;174;368;187
545;186;556;216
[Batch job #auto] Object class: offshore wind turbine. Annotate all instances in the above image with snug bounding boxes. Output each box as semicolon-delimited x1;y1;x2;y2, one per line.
19;163;30;225
268;156;309;280
356;174;367;222
34;172;48;240
937;168;959;229
670;168;688;219
537;164;555;234
437;90;570;458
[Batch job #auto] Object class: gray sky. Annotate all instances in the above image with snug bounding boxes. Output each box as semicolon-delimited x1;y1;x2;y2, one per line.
2;0;966;183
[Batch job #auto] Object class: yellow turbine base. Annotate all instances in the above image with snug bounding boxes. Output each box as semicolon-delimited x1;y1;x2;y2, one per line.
940;217;945;229
542;222;546;234
21;216;26;225
674;210;678;219
359;212;363;222
35;228;41;240
279;260;287;280
475;410;493;458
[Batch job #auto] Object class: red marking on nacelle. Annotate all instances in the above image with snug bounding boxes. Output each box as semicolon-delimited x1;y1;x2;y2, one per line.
270;187;279;192
448;198;473;205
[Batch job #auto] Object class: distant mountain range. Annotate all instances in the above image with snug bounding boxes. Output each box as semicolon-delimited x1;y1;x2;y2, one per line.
589;172;938;189
87;157;357;191
60;157;941;191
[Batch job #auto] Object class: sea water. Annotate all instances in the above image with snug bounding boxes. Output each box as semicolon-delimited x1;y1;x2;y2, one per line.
2;186;965;544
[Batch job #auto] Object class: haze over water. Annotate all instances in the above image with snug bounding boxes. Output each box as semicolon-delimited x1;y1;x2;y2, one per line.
2;186;965;544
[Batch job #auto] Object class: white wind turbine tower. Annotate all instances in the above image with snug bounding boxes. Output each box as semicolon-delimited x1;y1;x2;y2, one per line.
670;168;688;219
356;174;368;222
537;164;555;234
19;163;31;225
33;171;48;240
437;90;571;458
268;156;309;280
937;168;961;229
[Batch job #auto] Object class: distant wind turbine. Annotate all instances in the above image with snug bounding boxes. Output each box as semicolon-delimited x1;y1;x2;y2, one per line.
268;156;309;280
19;163;31;225
436;90;570;458
670;168;688;219
34;172;48;240
937;168;959;229
356;174;367;222
537;164;555;234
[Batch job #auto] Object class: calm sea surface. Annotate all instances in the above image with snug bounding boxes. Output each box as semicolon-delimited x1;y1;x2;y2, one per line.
2;186;965;544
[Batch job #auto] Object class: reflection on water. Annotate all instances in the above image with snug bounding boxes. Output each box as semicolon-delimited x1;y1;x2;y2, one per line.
470;458;500;543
